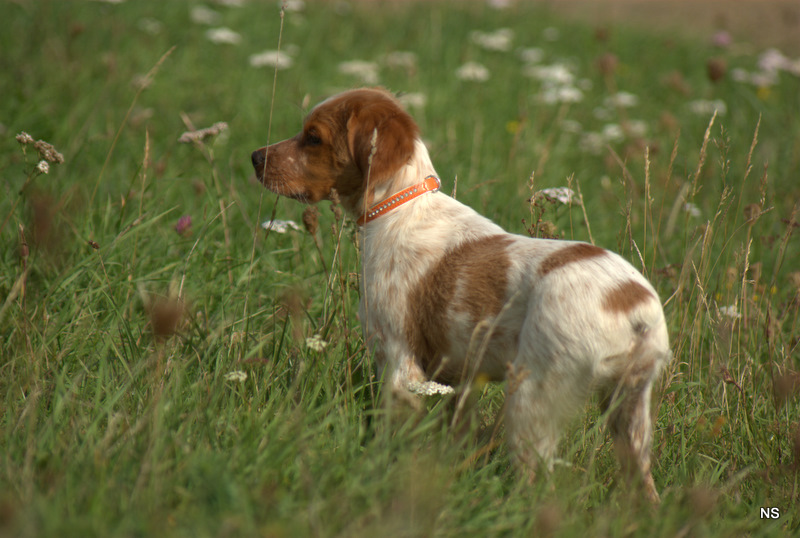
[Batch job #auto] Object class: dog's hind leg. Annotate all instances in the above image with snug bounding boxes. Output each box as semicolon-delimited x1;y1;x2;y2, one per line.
504;355;594;481
601;328;670;503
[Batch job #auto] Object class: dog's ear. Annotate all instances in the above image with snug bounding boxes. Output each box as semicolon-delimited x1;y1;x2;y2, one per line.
346;95;419;183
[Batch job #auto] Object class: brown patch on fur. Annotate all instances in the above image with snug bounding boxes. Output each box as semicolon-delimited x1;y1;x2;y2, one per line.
406;235;513;382
251;88;419;215
538;243;606;276
602;280;654;313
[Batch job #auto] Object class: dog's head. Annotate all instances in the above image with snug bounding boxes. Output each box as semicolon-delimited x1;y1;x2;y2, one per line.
251;88;419;214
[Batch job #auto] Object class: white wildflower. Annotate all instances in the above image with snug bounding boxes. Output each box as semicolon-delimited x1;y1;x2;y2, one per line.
281;0;306;12
604;91;639;108
519;47;544;64
205;27;242;45
456;62;490;82
719;305;742;319
758;48;792;74
592;106;613;121
261;219;301;233
580;132;605;154
683;202;701;217
224;370;248;383
138;18;163;35
338;60;380;84
190;6;221;25
560;119;582;134
731;68;750;83
249;50;294;69
487;0;513;9
601;123;625;142
407;380;455;396
397;92;427;109
537;187;581;206
540;85;583;104
383;51;417;70
627;119;648;138
688;99;727;116
731;67;778;87
470;28;514;51
524;63;574;85
306;334;328;352
16;132;34;145
749;71;780;87
36;160;49;175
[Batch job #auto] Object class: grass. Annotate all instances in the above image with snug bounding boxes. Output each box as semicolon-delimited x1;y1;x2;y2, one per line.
1;0;799;536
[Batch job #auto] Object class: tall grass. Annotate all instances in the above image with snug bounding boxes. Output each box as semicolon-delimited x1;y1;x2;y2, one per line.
1;1;799;536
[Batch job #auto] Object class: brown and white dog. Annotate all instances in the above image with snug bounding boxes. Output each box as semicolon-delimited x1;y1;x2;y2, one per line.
251;88;671;502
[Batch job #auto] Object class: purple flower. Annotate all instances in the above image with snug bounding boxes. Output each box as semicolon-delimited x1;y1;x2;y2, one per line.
175;215;192;236
711;31;732;48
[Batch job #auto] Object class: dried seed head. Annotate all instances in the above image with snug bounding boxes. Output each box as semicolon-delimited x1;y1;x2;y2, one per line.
145;293;187;341
773;370;800;405
663;70;691;96
743;203;761;222
302;206;319;236
18;224;29;262
595;52;618;76
178;122;228;144
725;266;738;289
707;57;727;82
749;262;763;285
328;189;343;221
32;139;64;164
687;486;718;520
538;220;559;239
279;286;308;343
534;503;561;538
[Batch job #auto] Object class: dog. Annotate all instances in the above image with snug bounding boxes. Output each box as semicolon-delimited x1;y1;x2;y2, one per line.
251;87;671;502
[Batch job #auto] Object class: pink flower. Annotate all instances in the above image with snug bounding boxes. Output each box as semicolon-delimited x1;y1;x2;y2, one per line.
711;31;732;48
175;215;192;236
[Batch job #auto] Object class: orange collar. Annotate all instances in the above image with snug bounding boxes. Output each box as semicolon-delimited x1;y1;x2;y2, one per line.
356;175;441;226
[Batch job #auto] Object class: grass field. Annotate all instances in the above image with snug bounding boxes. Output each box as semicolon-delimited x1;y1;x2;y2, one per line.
2;0;799;536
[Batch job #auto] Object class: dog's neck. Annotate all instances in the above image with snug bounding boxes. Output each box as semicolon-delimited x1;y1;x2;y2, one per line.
350;138;438;218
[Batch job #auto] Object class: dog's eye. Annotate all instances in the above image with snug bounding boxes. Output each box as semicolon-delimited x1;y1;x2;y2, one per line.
305;132;322;147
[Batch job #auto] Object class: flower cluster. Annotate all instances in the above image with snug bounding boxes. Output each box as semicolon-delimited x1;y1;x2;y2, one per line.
305;334;328;352
407;380;455;396
249;50;294;69
337;60;380;84
261;219;301;233
16;132;65;167
224;370;248;383
470;28;514;52
456;61;490;82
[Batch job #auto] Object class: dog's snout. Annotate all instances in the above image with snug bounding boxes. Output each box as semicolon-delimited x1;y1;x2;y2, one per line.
251;149;266;170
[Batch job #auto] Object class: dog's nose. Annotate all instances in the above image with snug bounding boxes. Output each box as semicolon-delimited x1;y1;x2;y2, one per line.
251;149;265;169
